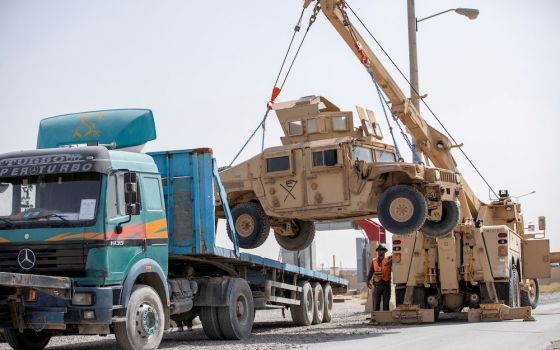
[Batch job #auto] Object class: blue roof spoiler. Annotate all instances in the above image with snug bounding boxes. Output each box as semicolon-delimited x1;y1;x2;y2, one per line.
37;109;156;149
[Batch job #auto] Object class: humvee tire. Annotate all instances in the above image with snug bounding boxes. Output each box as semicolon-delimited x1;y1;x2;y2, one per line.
377;185;428;235
421;201;461;238
274;220;315;251
521;278;539;309
227;202;270;249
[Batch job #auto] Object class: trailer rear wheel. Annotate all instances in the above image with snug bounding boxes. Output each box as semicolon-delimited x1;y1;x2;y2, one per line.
200;307;224;340
274;220;315;251
421;201;461;238
291;281;314;326
377;185;428;235
114;284;164;350
322;283;333;323
311;282;324;325
227;202;270;249
217;278;254;340
521;278;539;309
3;329;51;350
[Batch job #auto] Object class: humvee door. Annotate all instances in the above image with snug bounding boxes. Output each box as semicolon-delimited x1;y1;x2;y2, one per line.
260;150;305;211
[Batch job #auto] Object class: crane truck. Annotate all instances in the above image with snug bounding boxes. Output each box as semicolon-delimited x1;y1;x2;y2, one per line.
307;0;557;322
0;110;346;350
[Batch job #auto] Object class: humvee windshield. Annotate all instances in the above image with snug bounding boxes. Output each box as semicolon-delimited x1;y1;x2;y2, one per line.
0;172;102;228
352;146;373;163
375;149;397;163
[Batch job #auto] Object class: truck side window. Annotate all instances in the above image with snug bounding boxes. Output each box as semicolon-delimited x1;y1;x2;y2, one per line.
332;116;348;131
107;174;126;218
307;118;318;133
288;121;303;135
143;177;163;211
313;150;338;167
266;156;290;172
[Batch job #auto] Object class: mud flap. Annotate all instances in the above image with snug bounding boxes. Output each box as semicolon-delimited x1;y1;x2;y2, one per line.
373;305;435;324
467;304;534;322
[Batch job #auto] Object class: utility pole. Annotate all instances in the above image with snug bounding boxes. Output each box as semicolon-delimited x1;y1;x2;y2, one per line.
407;0;420;112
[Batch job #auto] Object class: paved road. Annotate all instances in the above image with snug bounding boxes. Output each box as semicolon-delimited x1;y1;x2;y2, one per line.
313;301;560;350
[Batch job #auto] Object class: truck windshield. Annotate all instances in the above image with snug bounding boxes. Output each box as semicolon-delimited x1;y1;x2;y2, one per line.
0;172;102;229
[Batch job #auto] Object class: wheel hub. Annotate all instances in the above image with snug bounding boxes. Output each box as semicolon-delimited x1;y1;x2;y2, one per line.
236;295;248;320
236;214;255;238
389;197;414;222
136;303;159;337
528;280;537;301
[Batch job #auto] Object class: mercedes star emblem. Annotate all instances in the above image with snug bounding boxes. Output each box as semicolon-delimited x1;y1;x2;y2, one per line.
17;248;36;270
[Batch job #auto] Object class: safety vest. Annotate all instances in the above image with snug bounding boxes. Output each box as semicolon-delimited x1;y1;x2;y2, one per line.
372;257;391;283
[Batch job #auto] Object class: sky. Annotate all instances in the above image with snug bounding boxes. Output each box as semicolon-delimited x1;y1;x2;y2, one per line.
1;0;559;269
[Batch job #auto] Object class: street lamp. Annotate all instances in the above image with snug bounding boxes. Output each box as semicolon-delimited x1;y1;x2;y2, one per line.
406;1;479;164
417;8;480;24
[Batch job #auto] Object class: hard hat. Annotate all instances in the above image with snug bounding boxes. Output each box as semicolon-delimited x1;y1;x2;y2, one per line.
376;244;388;252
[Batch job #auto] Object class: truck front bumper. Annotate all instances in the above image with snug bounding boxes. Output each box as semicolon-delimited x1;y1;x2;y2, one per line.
0;272;115;332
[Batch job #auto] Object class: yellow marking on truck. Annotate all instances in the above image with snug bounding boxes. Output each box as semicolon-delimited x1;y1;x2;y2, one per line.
46;232;104;241
145;218;168;239
0;237;10;243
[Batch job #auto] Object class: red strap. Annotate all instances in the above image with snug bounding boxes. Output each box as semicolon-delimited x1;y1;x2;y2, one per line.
267;86;282;109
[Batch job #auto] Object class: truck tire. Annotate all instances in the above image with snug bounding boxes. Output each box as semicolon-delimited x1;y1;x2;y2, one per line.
274;220;315;251
311;282;324;325
290;281;314;326
200;307;224;340
114;284;165;350
227;202;270;249
504;266;521;307
217;278;254;340
377;185;428;235
322;283;333;323
521;278;539;309
421;201;461;238
2;329;51;350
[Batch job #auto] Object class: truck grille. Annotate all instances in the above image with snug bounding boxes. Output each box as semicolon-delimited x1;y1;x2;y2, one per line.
440;171;456;183
0;241;98;278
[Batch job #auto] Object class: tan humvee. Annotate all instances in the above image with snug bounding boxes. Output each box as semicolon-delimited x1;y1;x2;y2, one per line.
218;96;462;250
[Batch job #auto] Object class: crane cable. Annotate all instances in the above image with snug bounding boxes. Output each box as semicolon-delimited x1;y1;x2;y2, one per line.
345;1;499;198
341;4;421;164
229;4;320;167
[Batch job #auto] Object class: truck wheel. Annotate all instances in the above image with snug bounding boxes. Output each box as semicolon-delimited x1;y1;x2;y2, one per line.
3;329;51;350
377;185;428;235
421;201;461;238
217;278;254;340
521;279;539;309
311;282;324;325
227;202;270;249
505;266;521;307
200;307;224;340
322;283;333;323
274;220;315;251
290;281;314;326
114;284;165;350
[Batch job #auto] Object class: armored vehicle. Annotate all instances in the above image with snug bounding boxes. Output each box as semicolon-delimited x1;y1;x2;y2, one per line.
218;96;462;251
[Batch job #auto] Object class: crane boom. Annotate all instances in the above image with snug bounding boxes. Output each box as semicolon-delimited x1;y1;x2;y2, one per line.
312;0;483;220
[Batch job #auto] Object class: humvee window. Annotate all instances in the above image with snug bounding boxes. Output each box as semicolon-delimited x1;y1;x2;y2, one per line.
307;118;318;133
332;116;348;131
288;121;303;135
375;150;397;163
267;156;290;172
313;149;338;167
352;146;373;163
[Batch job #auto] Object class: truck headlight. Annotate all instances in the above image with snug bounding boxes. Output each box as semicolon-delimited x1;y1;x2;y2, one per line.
433;169;441;181
72;293;93;306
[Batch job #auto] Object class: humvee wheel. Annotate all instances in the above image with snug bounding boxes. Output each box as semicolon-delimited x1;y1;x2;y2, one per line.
421;201;461;238
274;220;315;251
227;202;270;249
377;185;428;235
521;278;539;309
3;329;51;350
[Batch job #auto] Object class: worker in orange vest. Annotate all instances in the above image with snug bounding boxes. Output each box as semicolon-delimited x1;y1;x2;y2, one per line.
367;244;392;311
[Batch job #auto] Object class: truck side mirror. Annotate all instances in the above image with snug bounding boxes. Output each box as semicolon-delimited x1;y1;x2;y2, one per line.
124;172;141;215
538;216;546;231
